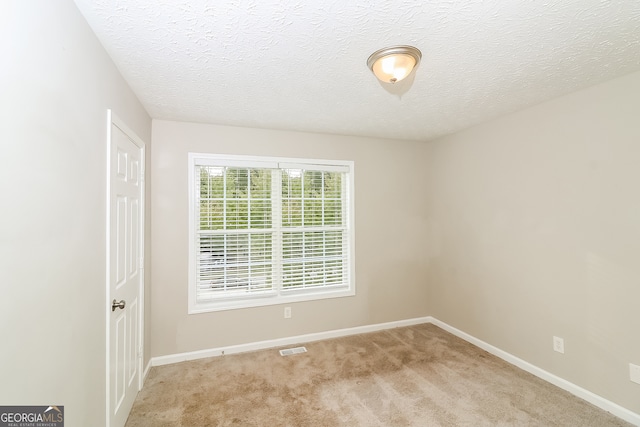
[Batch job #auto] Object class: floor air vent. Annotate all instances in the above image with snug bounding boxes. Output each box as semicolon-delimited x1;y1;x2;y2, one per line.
279;346;307;356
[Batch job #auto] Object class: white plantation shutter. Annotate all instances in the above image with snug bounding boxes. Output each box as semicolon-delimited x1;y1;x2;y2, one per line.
188;154;354;313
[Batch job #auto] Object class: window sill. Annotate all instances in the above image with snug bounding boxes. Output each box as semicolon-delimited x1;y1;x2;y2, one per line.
188;286;355;314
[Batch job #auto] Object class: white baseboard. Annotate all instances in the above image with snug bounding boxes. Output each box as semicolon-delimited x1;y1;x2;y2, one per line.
429;317;640;426
143;359;153;382
150;315;639;426
151;316;431;367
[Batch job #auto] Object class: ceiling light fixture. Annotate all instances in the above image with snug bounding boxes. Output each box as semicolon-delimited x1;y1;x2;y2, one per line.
367;45;422;84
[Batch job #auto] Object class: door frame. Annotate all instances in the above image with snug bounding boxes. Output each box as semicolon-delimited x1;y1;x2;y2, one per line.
105;109;146;427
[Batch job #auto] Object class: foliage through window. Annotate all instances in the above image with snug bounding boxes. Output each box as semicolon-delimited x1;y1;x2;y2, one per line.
188;154;354;313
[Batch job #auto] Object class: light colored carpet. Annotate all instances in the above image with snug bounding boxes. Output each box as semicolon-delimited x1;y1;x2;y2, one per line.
126;324;632;426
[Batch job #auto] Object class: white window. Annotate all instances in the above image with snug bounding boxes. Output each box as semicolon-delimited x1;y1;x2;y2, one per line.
188;153;355;313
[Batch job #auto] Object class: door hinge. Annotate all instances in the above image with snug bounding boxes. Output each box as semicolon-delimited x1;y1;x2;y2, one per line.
139;257;144;269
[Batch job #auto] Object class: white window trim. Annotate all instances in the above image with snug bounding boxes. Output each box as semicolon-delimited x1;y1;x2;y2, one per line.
188;153;356;314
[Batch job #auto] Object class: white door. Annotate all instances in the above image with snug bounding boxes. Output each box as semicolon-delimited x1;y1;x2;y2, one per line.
108;114;144;427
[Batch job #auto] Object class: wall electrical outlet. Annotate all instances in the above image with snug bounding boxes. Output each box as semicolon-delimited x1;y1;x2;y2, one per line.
284;307;292;319
630;363;640;385
553;336;565;354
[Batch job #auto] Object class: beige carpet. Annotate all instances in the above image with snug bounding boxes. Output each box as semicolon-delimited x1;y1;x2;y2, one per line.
126;324;632;426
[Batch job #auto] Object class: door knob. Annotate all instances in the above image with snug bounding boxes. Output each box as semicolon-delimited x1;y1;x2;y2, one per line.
111;299;126;312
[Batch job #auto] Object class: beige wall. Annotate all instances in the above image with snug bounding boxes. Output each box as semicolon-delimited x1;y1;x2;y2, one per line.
150;121;431;357
0;2;151;425
426;71;640;413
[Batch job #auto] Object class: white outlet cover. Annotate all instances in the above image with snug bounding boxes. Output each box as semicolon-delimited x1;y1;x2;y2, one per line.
630;363;640;385
553;336;565;354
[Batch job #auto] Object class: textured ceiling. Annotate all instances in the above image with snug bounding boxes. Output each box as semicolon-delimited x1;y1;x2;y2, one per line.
74;0;640;142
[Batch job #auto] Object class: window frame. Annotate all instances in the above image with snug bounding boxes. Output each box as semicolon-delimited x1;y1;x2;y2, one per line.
188;153;355;314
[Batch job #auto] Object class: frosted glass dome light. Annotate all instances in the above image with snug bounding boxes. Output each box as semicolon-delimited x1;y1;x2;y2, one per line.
367;45;422;84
